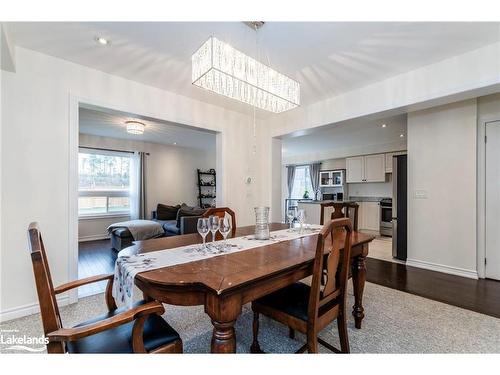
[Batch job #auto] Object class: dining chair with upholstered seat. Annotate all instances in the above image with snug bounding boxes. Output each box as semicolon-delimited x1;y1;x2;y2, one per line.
27;222;183;354
202;207;237;239
250;218;353;354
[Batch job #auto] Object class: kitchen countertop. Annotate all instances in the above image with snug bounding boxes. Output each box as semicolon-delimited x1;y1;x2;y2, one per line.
349;196;391;202
297;200;357;204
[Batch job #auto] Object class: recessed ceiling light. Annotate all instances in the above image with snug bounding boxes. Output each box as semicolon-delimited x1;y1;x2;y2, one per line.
381;124;387;128
173;142;177;145
125;121;145;135
95;36;110;46
400;134;405;138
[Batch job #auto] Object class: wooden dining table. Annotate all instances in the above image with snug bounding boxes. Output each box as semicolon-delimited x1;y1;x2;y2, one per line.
120;223;375;353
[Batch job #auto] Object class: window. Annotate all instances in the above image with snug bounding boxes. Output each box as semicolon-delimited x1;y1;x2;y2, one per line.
291;166;314;199
78;149;131;217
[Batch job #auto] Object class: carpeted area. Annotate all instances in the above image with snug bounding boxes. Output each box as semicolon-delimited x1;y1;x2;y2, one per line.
2;281;500;353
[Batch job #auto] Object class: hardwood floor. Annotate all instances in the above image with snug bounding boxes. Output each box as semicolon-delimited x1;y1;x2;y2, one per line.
366;257;500;319
78;239;117;297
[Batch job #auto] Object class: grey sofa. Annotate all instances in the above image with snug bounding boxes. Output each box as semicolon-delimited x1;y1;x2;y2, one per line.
109;204;207;251
151;210;204;237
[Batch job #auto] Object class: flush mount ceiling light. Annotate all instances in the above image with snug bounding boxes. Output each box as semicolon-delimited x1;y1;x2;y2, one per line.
381;124;387;128
192;36;300;113
400;134;405;138
95;36;110;46
125;121;145;135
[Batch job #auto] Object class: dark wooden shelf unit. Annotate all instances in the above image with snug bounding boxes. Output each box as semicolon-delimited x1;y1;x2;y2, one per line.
197;169;216;208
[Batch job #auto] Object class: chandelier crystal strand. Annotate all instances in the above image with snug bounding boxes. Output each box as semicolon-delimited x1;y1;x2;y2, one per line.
192;37;300;113
252;23;258;156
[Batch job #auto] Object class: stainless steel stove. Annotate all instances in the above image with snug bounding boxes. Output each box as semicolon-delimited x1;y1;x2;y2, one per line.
379;198;392;237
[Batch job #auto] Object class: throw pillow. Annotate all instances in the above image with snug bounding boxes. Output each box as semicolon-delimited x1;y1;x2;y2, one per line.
156;204;180;220
176;206;207;228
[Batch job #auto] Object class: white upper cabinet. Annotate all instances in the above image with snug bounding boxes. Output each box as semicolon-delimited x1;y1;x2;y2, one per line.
346;156;364;183
346;154;385;183
364;154;386;182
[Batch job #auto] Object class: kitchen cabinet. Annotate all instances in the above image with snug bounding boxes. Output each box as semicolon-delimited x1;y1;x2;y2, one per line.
346;156;364;183
364;154;385;182
346;154;385;183
385;153;394;173
319;170;344;187
320;171;331;187
357;201;380;232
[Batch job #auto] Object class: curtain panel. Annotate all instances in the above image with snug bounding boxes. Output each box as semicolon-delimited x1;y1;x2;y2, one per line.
309;163;321;200
286;166;296;198
131;151;147;220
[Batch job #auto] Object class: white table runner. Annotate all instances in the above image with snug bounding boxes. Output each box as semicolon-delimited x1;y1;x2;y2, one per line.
112;225;322;307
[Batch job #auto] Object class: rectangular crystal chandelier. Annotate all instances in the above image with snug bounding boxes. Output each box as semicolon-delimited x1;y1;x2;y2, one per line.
192;37;300;113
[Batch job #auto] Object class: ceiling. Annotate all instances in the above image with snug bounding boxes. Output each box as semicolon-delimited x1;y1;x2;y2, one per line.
7;22;500;116
79;105;216;150
282;114;407;158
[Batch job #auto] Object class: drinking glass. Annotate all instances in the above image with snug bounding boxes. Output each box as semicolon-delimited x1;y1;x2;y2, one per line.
287;207;297;229
219;217;231;251
208;215;220;244
297;209;307;233
197;218;209;249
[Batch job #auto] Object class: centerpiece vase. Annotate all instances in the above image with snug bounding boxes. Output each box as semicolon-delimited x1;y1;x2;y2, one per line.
254;207;270;240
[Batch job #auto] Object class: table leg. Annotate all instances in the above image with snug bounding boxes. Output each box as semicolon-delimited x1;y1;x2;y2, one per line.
206;294;242;353
352;252;367;329
211;320;237;353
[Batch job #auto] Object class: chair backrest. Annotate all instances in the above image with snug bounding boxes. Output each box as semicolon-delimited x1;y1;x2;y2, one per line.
202;207;237;238
342;202;359;231
308;218;353;321
27;222;65;353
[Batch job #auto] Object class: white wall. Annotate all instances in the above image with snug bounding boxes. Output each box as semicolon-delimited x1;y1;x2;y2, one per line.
0;47;259;320
407;99;478;278
78;133;215;240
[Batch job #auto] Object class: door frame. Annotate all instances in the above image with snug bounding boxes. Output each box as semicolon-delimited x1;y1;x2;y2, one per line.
68;94;223;304
477;116;500;279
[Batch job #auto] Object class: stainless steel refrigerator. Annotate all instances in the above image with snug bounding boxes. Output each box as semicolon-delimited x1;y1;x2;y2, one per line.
392;155;407;260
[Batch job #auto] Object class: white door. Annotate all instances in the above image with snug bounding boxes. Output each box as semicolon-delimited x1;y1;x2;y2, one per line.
486;121;500;280
346;157;364;183
364;154;386;182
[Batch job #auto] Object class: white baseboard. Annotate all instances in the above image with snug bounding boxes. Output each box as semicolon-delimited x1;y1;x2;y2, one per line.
406;258;478;279
78;234;110;242
0;295;70;323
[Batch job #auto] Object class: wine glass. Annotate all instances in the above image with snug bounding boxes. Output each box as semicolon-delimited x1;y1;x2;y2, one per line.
219;217;231;251
208;215;220;244
287;207;297;229
197;218;209;250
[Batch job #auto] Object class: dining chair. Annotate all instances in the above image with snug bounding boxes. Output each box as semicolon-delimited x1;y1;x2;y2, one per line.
250;218;353;354
341;202;359;231
202;207;237;239
27;222;183;354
